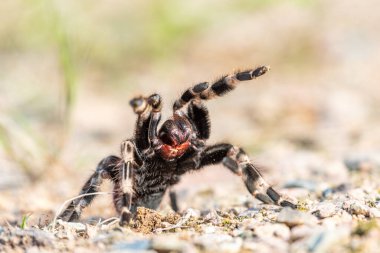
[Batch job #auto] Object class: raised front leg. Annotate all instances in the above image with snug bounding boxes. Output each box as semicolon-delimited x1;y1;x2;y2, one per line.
197;143;297;208
173;66;269;110
147;94;163;149
130;96;152;151
130;94;163;158
58;155;121;222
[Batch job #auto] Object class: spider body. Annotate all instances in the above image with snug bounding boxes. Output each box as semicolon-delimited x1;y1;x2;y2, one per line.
59;66;296;225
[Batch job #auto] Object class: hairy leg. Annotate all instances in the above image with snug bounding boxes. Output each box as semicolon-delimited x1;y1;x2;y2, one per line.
169;189;180;212
58;155;121;222
130;94;163;158
147;94;162;147
197;143;296;208
130;96;152;151
113;140;138;226
187;100;210;140
173;66;269;110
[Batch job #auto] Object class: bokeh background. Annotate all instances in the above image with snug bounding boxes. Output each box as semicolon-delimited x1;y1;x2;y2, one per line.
1;0;380;224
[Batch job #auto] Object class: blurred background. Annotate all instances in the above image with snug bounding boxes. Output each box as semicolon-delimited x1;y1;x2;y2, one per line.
1;0;380;224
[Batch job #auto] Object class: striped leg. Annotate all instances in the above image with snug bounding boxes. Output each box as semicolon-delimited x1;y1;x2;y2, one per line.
198;144;296;208
173;66;269;111
58;155;121;222
113;140;138;226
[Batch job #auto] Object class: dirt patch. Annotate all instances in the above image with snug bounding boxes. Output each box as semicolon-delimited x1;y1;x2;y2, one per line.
133;207;183;233
133;207;163;234
163;212;181;225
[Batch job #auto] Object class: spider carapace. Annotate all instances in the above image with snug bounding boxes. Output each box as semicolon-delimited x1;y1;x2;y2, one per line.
59;66;297;225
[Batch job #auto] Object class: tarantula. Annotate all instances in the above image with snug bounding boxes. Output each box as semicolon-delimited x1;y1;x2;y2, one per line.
59;66;296;226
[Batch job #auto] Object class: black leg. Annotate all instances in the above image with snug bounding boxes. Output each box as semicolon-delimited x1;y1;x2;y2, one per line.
130;94;163;156
58;155;121;222
169;189;180;212
197;143;296;208
147;94;164;152
187;100;210;140
173;66;269;110
130;96;152;151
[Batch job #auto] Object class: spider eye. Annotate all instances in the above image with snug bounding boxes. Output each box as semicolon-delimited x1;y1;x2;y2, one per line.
160;133;174;146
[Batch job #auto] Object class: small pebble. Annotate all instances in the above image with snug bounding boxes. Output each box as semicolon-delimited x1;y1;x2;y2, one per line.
312;202;336;218
307;227;350;253
151;236;194;253
342;200;370;216
184;208;201;218
322;184;349;198
203;209;222;225
202;225;217;234
254;223;290;241
344;156;373;172
111;239;151;252
57;220;87;232
369;208;380;218
219;238;243;253
231;229;243;237
194;234;241;253
238;208;260;218
291;225;317;241
277;207;317;227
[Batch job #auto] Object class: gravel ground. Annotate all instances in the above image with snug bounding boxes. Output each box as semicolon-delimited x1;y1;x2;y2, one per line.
1;1;380;252
1;157;380;252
